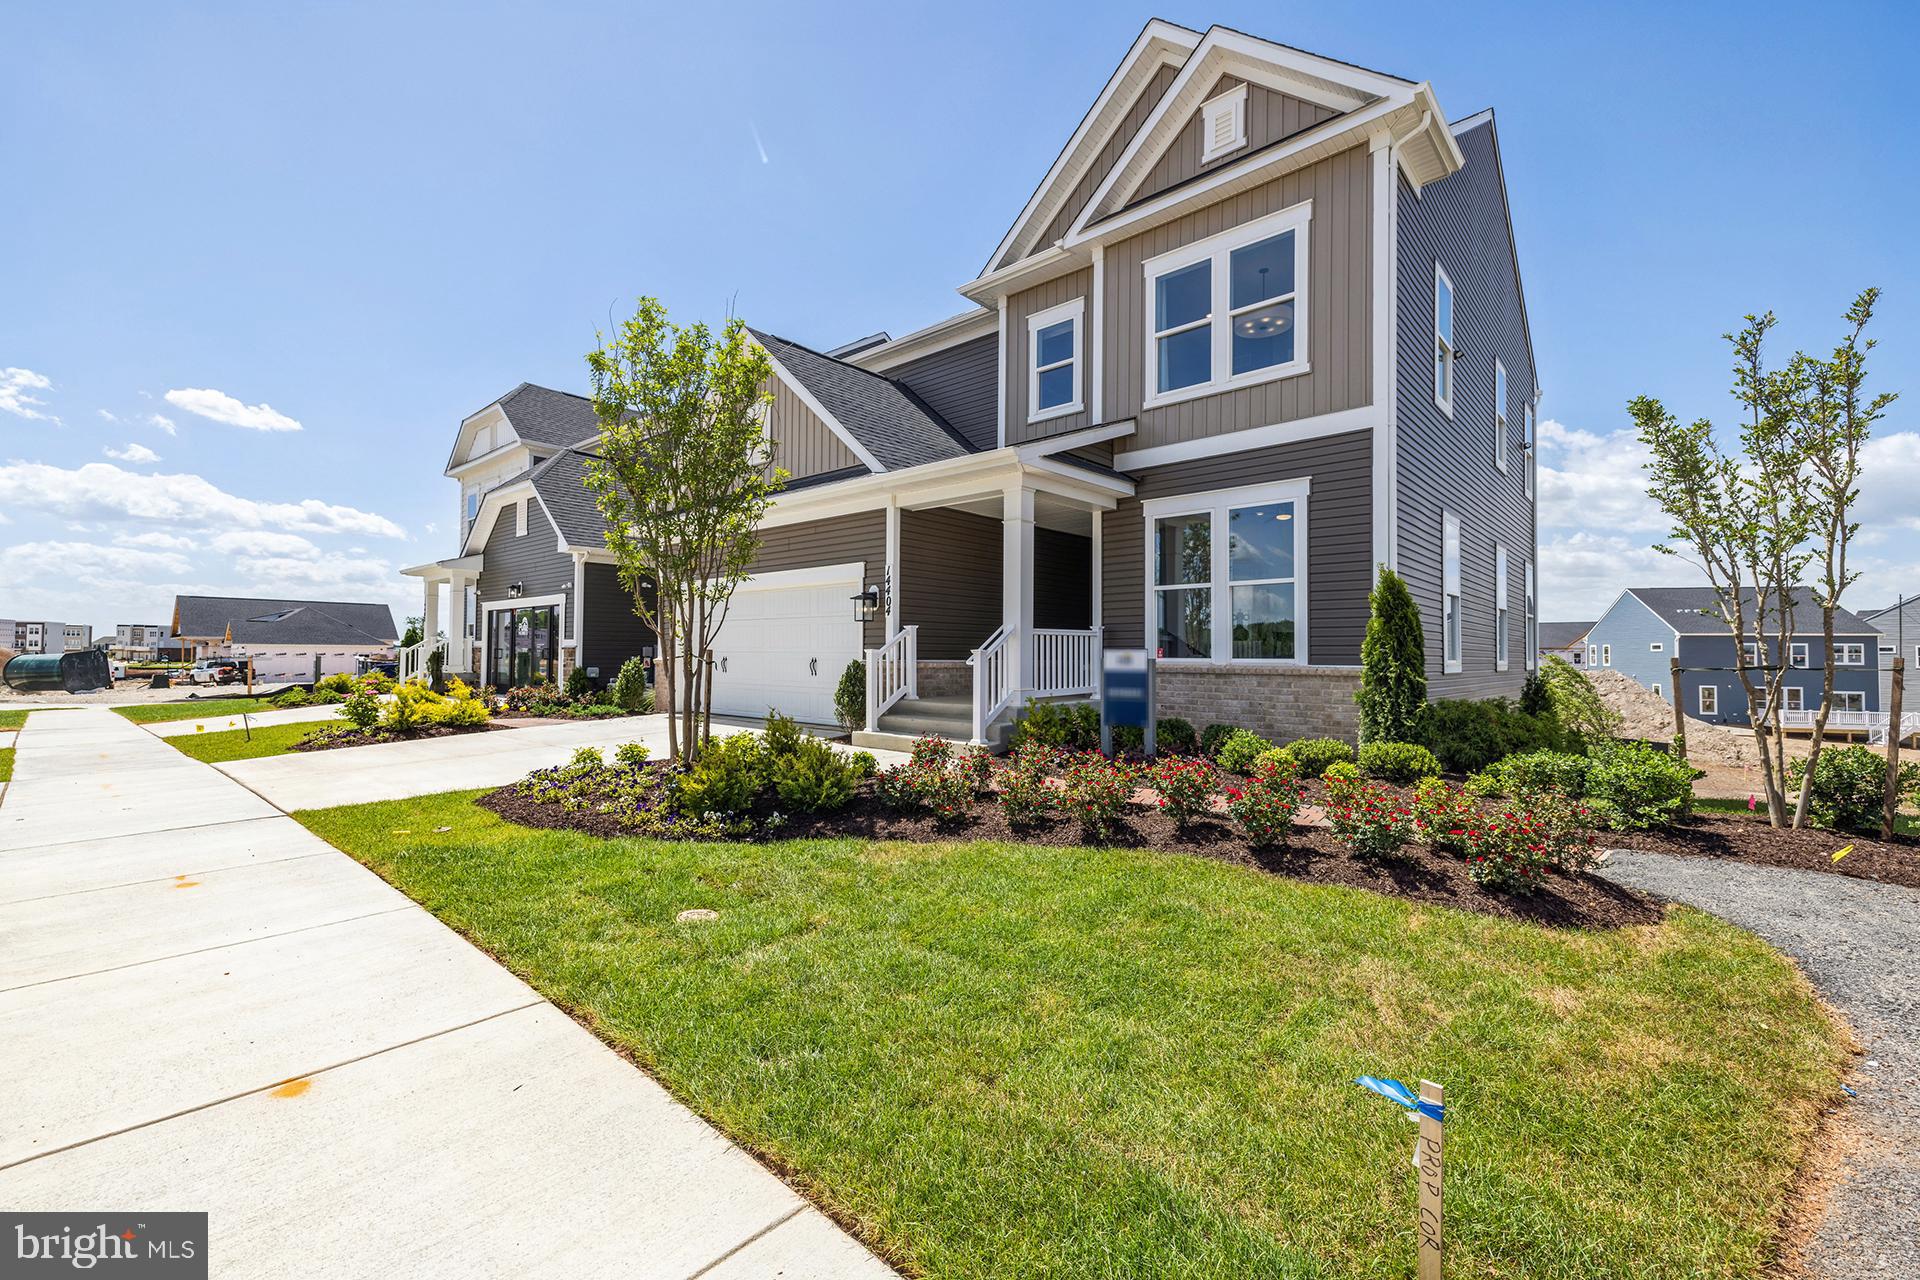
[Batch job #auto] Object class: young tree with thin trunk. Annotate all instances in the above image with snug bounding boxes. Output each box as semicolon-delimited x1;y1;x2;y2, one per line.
583;298;781;766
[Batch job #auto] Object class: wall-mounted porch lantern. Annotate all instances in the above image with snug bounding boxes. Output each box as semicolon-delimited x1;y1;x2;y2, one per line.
507;582;524;599
851;582;886;622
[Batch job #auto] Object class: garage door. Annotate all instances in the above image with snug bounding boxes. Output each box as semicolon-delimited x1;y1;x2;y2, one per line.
708;566;864;725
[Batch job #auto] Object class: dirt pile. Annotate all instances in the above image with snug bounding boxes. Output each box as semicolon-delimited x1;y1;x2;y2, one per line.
1586;669;1761;768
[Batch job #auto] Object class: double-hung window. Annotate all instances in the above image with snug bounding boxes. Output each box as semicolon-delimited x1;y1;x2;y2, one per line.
1601;644;1611;666
1742;640;1760;669
1836;690;1866;712
1144;203;1310;408
1027;297;1083;422
1442;511;1461;672
1147;480;1307;665
1523;398;1537;499
1835;642;1866;666
1495;543;1510;671
1524;560;1536;670
1699;685;1718;716
1494;361;1509;472
1783;686;1805;712
1789;642;1809;669
1433;262;1456;415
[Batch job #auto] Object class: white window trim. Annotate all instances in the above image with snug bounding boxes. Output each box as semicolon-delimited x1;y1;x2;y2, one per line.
1523;399;1537;499
1698;685;1718;716
1494;542;1509;672
1601;644;1612;666
1198;83;1250;164
1523;559;1536;671
1026;296;1085;424
479;593;567;688
1652;682;1662;697
1587;644;1597;666
1650;642;1664;652
1783;686;1805;712
1442;510;1461;673
1742;641;1759;668
1141;201;1312;412
1789;641;1808;669
1141;476;1311;668
1433;261;1456;418
1835;642;1865;666
1494;360;1509;473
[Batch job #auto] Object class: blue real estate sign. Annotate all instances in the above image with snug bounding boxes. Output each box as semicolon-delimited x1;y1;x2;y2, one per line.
1100;649;1155;755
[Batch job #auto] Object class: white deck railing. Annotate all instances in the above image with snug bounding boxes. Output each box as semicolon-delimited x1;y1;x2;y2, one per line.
968;624;1017;745
1030;627;1100;699
396;636;449;686
1776;707;1920;745
864;625;918;733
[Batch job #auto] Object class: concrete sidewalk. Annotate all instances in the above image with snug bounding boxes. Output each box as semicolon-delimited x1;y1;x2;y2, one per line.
0;707;893;1278
146;702;346;737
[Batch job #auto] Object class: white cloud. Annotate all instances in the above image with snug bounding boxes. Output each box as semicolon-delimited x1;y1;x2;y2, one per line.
1537;531;1701;621
210;530;319;558
1;368;59;424
103;442;161;464
0;461;405;538
3;539;193;580
146;413;177;436
1857;432;1920;534
115;530;195;550
1535;418;1664;534
98;409;120;423
163;387;302;433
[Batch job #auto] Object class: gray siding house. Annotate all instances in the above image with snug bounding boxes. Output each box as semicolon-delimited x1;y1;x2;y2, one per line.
1586;587;1881;727
406;20;1540;743
1862;597;1919;721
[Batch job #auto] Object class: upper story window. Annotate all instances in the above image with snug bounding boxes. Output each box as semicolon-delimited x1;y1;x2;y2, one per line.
1027;297;1084;423
1147;479;1306;665
1742;640;1760;668
1442;510;1461;673
465;489;479;528
1494;360;1509;472
1143;203;1310;410
1199;84;1249;164
1524;560;1536;671
1495;542;1509;672
1835;642;1866;666
1523;398;1537;498
1433;262;1455;416
1789;642;1809;669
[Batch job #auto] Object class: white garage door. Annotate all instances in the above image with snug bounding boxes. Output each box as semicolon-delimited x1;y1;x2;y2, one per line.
708;565;865;726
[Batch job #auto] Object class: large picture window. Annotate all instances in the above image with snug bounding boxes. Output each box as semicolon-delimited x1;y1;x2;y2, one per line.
1147;479;1307;665
1026;297;1083;422
1143;203;1310;408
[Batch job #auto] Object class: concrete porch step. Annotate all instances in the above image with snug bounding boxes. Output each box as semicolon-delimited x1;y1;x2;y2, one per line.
854;695;1012;752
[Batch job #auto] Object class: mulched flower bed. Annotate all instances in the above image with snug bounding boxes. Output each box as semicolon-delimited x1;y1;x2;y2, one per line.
1606;813;1920;888
477;775;1663;930
289;723;502;753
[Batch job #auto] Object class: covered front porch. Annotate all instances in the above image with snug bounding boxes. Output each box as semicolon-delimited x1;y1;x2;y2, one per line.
397;553;482;683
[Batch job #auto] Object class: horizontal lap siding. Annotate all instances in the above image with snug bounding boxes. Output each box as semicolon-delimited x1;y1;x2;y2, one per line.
1102;147;1372;453
1100;430;1372;664
901;508;1001;659
1035;529;1093;631
751;513;887;651
477;500;573;608
581;563;655;680
1125;76;1340;208
767;378;862;479
885;334;998;453
1005;268;1094;444
1395;122;1537;702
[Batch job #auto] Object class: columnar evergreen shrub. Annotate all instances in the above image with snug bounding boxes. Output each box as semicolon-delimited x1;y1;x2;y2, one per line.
1356;567;1426;743
833;660;865;732
610;656;652;713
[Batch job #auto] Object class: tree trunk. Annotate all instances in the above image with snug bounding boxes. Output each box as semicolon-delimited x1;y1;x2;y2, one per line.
1668;657;1687;763
1886;657;1907;841
1793;608;1840;829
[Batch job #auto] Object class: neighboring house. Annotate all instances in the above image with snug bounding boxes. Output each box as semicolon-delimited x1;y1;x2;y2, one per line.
406;20;1540;742
111;623;172;660
1861;597;1919;719
170;595;400;681
1585;587;1880;727
1538;621;1594;667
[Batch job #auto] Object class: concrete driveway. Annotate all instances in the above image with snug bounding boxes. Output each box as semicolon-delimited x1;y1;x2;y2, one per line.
0;707;893;1278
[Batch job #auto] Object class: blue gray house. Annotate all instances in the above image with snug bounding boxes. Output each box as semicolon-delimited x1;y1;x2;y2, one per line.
1586;586;1880;726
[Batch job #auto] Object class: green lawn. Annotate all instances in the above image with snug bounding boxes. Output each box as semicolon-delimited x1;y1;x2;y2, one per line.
114;697;289;723
0;746;13;782
164;720;336;763
298;791;1847;1280
0;709;27;729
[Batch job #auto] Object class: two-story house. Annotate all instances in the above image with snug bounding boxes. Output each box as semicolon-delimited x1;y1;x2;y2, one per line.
1585;586;1881;727
404;20;1540;745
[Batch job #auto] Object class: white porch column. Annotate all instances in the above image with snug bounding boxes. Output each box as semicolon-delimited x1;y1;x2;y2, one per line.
1002;483;1035;692
885;497;901;639
421;576;440;647
1090;509;1103;634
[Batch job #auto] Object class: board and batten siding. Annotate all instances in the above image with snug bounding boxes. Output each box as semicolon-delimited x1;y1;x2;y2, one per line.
766;377;863;480
476;498;575;617
1004;268;1093;445
885;333;998;453
1099;429;1372;665
751;512;887;651
1024;62;1183;257
901;508;1001;660
1393;119;1537;702
1100;146;1373;454
1120;75;1340;211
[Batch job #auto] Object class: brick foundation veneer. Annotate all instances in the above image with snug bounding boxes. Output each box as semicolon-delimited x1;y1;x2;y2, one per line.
914;660;974;699
1153;664;1362;745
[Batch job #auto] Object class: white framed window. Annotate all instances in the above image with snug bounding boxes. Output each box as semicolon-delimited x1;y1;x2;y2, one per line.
1698;685;1718;716
1836;690;1865;713
1652;682;1662;697
1914;644;1919;667
1601;644;1612;666
1495;543;1509;672
1143;202;1311;409
1524;560;1536;671
1199;84;1249;163
1442;510;1461;673
1433;262;1456;416
1144;478;1308;666
1783;686;1804;712
465;489;479;527
1650;642;1664;652
1494;360;1509;472
1742;640;1759;668
1587;644;1598;666
1881;644;1897;656
1524;398;1537;499
1026;297;1084;423
1835;642;1866;666
1789;642;1809;669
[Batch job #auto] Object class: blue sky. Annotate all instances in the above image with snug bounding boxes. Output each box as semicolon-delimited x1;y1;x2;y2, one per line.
3;0;1915;634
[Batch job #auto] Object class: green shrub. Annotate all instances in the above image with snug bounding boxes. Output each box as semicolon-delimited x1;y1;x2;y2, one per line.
1111;724;1145;754
1199;723;1238;759
441;695;490;726
1472;749;1593;800
1215;728;1274;773
1356;567;1426;742
762;710;805;759
569;746;605;769
1011;700;1100;752
340;675;384;732
273;687;311;708
565;667;592;700
1147;755;1216;828
1251;747;1293;775
1412;777;1477;856
1519;670;1552;717
1356;741;1440;783
1286;737;1355;777
382;681;444;733
772;736;860;813
1786;745;1920;833
1583;739;1695;831
833;660;865;732
1224;754;1306;847
674;734;767;817
610;656;651;713
1155;717;1198;756
1321;760;1362;784
848;750;878;779
1415;697;1565;774
613;742;651;769
315;673;357;699
1059;752;1138;841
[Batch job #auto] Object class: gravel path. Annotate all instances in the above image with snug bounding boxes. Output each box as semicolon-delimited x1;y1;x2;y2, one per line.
1599;850;1920;1277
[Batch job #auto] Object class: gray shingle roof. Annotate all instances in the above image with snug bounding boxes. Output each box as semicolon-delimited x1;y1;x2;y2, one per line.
495;383;601;447
751;329;974;471
1625;587;1879;636
1537;621;1595;650
172;595;399;646
527;448;610;549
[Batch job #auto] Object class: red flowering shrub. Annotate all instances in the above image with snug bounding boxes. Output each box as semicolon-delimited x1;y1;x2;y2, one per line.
1465;795;1600;893
1324;780;1416;861
1147;755;1217;828
910;735;954;769
876;735;974;822
1224;755;1307;847
997;742;1055;827
1412;777;1479;857
1059;752;1138;841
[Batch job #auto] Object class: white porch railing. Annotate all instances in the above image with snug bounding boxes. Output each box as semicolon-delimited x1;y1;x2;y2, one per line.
968;624;1018;745
396;636;449;686
1030;627;1100;699
1775;707;1920;745
864;625;918;733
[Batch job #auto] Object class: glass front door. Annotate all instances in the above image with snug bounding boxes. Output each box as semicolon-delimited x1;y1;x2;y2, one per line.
489;605;557;690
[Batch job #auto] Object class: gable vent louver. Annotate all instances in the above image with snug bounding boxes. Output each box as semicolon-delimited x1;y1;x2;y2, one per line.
1200;85;1249;164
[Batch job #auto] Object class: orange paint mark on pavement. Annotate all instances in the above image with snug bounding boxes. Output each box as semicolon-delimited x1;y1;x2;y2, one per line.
269;1079;312;1098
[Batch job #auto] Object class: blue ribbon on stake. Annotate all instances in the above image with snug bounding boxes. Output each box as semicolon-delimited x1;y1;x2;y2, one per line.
1357;1075;1445;1124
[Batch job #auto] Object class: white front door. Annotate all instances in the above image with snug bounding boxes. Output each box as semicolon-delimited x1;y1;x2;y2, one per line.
707;566;864;725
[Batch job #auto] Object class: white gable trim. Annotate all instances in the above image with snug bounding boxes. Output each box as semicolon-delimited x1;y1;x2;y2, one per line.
462;480;579;558
748;337;887;473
